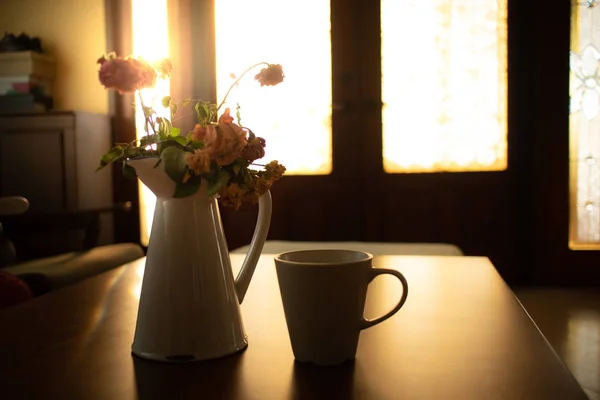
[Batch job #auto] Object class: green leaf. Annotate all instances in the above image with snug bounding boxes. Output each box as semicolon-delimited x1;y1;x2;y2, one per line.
124;144;139;157
171;103;178;116
195;102;206;122
173;180;201;198
122;162;137;179
181;99;191;107
140;134;160;148
171;127;181;137
244;170;256;187
160;137;186;148
142;105;154;118
190;140;204;149
155;117;166;139
96;145;124;171
172;136;186;146
206;170;230;197
162;96;171;108
209;103;218;122
155;117;172;139
161;146;189;183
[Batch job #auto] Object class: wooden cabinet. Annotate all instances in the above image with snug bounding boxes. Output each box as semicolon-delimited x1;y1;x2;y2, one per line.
0;111;115;247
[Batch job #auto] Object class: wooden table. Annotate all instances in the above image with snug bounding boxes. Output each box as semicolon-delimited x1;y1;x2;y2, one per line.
0;255;587;399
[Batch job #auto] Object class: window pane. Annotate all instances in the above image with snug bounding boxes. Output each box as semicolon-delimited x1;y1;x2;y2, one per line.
381;0;507;172
569;2;600;249
215;1;332;174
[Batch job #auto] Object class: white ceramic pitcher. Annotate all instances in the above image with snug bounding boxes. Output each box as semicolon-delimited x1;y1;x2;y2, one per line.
128;157;272;362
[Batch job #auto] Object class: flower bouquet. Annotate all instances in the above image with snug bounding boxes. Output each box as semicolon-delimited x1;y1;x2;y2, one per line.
95;53;286;209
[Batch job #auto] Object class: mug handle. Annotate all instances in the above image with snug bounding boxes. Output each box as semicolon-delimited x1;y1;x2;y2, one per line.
361;268;409;330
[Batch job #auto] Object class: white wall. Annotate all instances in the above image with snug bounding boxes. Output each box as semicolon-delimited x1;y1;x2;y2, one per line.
0;0;109;114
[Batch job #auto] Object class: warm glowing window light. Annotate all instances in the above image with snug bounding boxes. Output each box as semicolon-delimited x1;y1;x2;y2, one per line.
132;0;170;246
569;2;600;249
215;0;332;175
381;0;507;173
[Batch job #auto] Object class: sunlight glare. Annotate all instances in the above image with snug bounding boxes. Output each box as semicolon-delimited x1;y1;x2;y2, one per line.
132;0;170;246
215;0;332;174
381;0;507;173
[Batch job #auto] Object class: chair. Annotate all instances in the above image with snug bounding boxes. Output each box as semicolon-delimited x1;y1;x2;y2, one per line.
0;196;144;298
230;240;464;256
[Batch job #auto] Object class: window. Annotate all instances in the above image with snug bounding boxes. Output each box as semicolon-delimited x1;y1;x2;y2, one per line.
132;0;170;246
216;0;332;175
381;0;508;172
569;1;600;249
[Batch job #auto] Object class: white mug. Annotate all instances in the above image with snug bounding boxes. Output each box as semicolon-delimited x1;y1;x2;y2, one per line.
274;249;409;365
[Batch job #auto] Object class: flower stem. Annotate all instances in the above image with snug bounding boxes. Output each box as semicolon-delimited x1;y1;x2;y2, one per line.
138;90;157;139
216;62;269;115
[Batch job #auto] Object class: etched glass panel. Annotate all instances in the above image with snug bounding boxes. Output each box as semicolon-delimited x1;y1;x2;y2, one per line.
569;1;600;248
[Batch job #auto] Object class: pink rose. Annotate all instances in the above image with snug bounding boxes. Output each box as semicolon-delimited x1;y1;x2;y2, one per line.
97;55;157;94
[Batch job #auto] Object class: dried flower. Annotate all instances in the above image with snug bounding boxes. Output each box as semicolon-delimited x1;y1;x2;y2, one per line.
191;123;207;141
185;149;211;176
254;64;284;87
218;108;235;124
244;137;266;162
154;58;172;79
97;55;287;205
254;174;274;194
97;55;156;94
203;122;247;166
218;183;246;210
264;160;286;180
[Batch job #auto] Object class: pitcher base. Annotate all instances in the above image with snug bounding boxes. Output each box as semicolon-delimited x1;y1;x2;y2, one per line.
131;342;248;363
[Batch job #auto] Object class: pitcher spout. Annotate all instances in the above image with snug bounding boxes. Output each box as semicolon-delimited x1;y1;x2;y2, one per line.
127;157;177;198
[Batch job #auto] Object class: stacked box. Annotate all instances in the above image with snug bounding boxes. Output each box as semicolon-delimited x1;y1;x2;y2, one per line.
0;51;55;114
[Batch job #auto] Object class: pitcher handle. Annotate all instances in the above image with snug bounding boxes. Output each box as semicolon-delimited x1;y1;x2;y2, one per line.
234;190;272;303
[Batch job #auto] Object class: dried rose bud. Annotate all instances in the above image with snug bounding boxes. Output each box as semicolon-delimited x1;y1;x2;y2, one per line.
254;64;284;87
244;137;266;162
218;108;234;124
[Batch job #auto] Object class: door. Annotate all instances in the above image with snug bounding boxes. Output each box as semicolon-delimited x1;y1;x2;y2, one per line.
216;0;526;282
106;0;540;284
